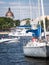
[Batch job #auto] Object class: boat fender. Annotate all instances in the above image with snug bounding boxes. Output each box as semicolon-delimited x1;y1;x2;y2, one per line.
32;38;36;42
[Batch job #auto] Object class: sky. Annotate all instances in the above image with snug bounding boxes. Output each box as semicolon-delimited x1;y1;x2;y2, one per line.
0;0;49;20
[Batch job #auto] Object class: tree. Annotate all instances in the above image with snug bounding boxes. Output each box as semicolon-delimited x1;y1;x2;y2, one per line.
15;20;20;26
40;17;49;31
26;20;30;25
45;17;49;31
23;18;30;21
0;17;14;31
25;18;31;25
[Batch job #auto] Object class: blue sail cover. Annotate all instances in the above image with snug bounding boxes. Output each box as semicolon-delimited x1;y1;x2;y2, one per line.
26;25;43;38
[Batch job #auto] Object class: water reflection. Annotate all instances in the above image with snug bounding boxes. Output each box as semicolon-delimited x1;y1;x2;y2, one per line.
24;57;48;65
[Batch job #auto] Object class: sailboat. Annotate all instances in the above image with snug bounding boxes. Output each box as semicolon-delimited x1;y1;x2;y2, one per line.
23;0;49;57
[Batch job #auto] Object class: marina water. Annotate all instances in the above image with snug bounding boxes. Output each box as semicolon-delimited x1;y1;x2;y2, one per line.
0;34;49;65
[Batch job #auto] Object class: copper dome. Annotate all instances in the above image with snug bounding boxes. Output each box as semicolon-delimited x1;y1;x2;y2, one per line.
6;8;14;18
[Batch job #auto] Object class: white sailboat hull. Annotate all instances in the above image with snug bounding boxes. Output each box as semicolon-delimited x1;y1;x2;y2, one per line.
23;45;49;57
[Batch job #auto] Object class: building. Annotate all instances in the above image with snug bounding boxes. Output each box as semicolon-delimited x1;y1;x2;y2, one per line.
5;8;14;19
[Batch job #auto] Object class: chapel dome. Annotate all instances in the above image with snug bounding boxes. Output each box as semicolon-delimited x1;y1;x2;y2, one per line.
5;8;14;18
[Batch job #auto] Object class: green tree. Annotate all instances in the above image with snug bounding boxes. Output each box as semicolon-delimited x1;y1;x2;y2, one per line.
40;20;43;28
26;20;30;25
25;18;31;25
23;18;30;21
15;20;20;26
45;17;49;30
0;17;14;31
40;17;49;31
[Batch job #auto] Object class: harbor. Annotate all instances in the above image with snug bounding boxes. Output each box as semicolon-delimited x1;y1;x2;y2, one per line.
0;34;49;65
0;0;49;65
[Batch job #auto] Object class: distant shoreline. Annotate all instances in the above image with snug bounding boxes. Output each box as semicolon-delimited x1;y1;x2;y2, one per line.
0;32;10;34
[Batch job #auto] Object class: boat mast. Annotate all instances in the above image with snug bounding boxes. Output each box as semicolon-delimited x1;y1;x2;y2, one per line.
38;0;41;39
19;0;21;20
38;0;40;19
29;0;32;20
41;0;46;39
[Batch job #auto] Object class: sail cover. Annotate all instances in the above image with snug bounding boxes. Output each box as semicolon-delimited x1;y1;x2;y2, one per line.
26;25;43;37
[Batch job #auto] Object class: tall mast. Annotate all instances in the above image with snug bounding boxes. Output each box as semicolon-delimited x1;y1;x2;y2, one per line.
19;0;21;20
29;0;32;19
38;0;40;18
41;0;46;39
38;0;41;39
